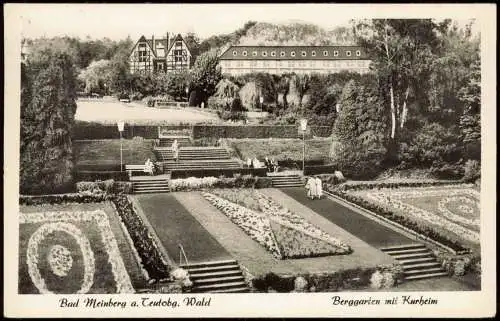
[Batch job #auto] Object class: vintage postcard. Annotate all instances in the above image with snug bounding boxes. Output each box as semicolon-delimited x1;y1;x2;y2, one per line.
4;3;496;318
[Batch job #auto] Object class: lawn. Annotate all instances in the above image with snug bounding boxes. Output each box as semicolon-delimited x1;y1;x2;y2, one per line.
227;138;331;163
133;194;232;264
202;188;352;259
19;202;146;294
74;139;156;166
347;185;480;253
76;100;220;125
280;187;414;248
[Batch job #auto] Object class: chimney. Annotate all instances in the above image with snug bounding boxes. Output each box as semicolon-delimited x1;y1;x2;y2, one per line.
166;32;169;49
152;34;155;53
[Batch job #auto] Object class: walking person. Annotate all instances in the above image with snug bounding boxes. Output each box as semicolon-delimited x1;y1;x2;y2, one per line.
305;177;314;200
171;139;179;162
315;176;323;199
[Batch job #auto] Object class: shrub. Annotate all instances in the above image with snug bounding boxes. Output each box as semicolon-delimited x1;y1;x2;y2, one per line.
169;167;267;179
463;159;481;182
76;180;132;194
169;175;272;191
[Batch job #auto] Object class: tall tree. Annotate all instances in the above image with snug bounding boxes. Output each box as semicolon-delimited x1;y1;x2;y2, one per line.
190;51;222;104
20;47;77;194
353;19;442;142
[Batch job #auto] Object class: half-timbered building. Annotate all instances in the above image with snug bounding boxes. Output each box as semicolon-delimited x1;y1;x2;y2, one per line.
129;33;192;74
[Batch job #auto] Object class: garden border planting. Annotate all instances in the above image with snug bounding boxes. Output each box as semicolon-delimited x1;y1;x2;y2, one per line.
326;186;471;254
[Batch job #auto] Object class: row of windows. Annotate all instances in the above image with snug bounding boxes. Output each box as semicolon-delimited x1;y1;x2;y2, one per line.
232;49;362;58
225;68;370;75
223;60;369;68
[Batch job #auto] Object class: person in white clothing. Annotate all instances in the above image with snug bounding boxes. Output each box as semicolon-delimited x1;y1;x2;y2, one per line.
305;177;314;199
315;177;323;199
171;139;179;162
144;159;154;176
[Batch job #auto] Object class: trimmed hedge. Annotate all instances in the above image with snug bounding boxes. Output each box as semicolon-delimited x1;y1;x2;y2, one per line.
169;167;267;179
337;180;465;192
20;193;109;206
251;264;403;293
192;125;332;139
74;171;129;182
170;175;273;192
76;180;133;194
328;187;470;253
74;122;158;140
304;164;336;175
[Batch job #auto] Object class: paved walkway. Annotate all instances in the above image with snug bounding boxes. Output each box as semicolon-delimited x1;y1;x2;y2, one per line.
175;191;394;276
134;194;231;264
280;187;414;248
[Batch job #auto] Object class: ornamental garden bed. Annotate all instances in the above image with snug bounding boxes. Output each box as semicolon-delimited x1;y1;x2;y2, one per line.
332;184;480;254
201;188;352;259
19;202;142;294
19;194;172;294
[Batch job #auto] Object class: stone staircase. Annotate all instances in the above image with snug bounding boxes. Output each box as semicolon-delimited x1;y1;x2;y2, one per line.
158;136;193;147
131;177;170;194
161;159;242;171
155;147;231;161
180;260;250;293
270;175;305;188
380;243;448;281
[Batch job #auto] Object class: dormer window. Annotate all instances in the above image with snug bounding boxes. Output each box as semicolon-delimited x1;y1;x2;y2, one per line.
262;51;267;57
252;51;258;56
271;51;276;57
280;51;285;57
291;51;296;57
311;51;316;57
333;50;339;57
233;51;238;56
356;50;361;57
323;51;328;56
346;51;352;56
301;51;307;57
242;51;248;56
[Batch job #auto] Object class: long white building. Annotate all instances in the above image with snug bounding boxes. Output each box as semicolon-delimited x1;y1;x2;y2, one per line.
219;45;371;75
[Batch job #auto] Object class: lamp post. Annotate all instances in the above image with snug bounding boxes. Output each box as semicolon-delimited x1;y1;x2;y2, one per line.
259;96;264;113
300;118;308;173
117;121;125;172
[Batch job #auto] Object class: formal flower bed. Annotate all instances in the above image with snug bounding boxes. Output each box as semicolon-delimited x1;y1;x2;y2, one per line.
19;210;135;294
329;184;479;253
19;193;172;292
169;175;272;192
202;188;351;259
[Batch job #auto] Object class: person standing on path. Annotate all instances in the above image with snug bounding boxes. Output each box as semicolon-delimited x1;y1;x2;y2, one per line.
305;177;314;199
172;139;179;162
315;176;323;199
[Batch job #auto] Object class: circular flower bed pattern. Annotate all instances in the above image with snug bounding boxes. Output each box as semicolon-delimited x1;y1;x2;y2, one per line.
19;210;135;294
349;185;480;246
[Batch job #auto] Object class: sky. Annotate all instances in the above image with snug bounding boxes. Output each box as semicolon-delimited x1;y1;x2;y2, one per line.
11;3;483;41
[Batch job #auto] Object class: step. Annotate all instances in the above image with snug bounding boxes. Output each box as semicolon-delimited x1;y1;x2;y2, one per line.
383;248;430;256
134;186;170;190
399;257;436;265
402;262;442;271
190;270;243;279
379;243;425;252
133;181;169;185
405;272;449;281
209;287;250;293
180;259;237;269
404;267;446;276
193;275;245;285
133;190;170;194
183;265;241;274
392;252;433;260
134;187;170;191
194;281;248;291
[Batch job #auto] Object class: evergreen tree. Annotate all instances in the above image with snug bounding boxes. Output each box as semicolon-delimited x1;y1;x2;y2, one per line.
20;48;77;194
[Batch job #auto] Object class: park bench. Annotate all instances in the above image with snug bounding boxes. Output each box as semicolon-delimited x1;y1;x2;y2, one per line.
125;164;148;177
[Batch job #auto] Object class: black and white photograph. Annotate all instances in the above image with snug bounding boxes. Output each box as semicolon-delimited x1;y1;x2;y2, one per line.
4;3;496;318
